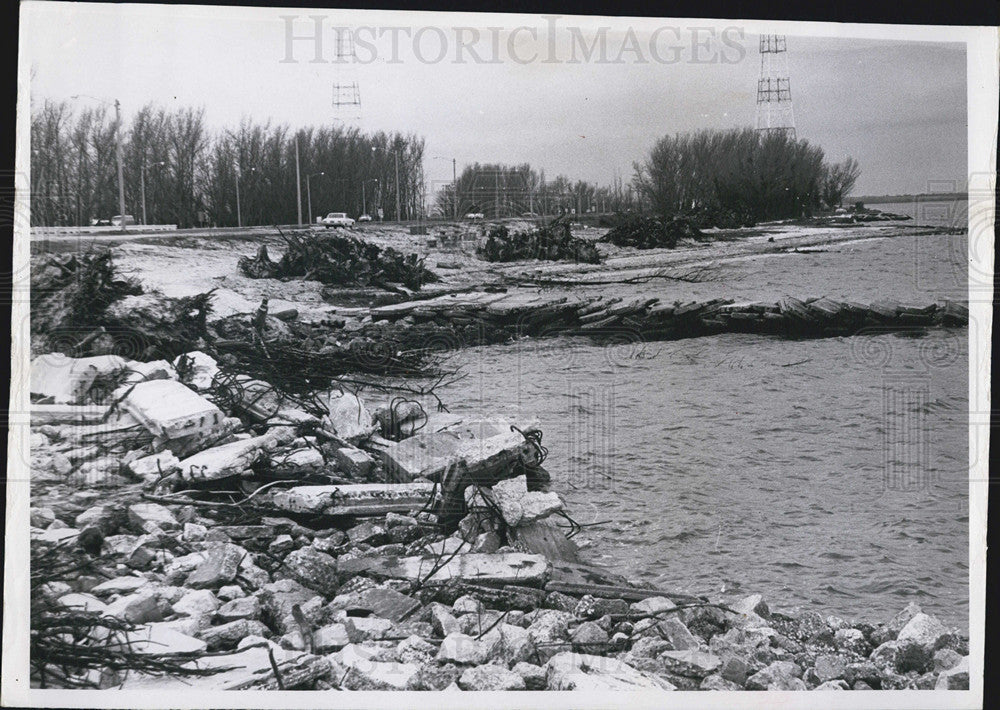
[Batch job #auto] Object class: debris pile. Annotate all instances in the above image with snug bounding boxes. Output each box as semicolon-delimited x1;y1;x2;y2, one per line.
238;232;439;291
476;222;601;264
599;215;705;249
28;347;970;691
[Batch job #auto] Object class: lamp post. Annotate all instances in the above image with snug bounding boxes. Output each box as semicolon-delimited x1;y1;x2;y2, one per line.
141;160;165;225
432;156;458;220
306;172;324;225
71;94;126;231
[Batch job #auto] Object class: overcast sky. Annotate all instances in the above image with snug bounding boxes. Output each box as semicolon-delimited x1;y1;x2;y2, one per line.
21;2;969;196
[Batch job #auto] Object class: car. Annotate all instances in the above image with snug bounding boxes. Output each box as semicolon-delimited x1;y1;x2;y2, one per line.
357;214;373;222
464;212;484;220
321;212;356;228
110;215;136;226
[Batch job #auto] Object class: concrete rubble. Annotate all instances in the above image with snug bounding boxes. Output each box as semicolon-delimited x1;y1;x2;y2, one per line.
28;350;970;692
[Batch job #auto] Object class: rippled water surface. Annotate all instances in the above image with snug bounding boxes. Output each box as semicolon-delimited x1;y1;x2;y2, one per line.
439;232;970;628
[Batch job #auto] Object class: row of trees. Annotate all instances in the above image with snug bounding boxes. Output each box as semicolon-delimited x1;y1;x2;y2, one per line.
29;99;426;227
432;163;637;218
30;100;860;228
633;127;860;225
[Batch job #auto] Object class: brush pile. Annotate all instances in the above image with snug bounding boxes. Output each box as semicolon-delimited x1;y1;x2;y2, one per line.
238;232;439;291
476;222;601;264
599;215;705;249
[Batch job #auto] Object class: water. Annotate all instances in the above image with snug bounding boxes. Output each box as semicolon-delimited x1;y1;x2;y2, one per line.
436;231;970;629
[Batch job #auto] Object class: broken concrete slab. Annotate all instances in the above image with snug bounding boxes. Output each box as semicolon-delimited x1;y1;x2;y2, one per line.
172;351;219;392
333;446;375;477
322;390;377;442
268;482;434;516
176;428;294;481
338;552;550;588
331;644;419;690
30;404;108;425
329;587;421;623
185;543;246;589
30;353;127;404
127;450;181;480
122;380;225;440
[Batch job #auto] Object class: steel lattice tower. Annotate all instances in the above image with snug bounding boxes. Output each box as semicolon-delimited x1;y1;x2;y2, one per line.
331;28;362;122
756;35;795;138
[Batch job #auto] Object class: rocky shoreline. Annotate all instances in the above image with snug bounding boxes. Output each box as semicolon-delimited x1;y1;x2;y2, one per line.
27;348;970;692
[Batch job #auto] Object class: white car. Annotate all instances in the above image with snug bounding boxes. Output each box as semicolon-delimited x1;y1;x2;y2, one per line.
111;214;136;226
357;214;373;223
321;212;355;228
464;212;484;220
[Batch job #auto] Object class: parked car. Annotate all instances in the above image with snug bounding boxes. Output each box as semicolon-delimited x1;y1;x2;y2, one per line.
464;212;484;220
321;212;356;228
110;215;136;226
357;214;373;223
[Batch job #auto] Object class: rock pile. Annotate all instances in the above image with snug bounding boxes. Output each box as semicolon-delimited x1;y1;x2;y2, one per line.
476;223;601;264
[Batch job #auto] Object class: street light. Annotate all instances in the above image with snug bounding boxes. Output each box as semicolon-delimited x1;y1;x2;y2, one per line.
306;172;324;224
432;156;458;220
71;94;126;231
235;166;256;228
141;161;165;225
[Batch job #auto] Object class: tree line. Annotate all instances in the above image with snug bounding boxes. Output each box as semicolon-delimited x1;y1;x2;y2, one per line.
633;127;861;226
29;99;426;227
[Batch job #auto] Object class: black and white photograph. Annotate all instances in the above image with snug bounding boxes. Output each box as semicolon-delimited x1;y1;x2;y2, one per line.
4;3;995;707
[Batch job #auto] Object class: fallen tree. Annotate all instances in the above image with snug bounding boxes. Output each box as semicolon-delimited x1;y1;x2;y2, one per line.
599;214;705;249
238;231;439;291
476;221;601;264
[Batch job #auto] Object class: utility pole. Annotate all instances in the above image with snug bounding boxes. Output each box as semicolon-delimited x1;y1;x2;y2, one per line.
494;170;500;219
306;172;324;225
452;158;458;220
295;134;303;226
394;150;401;221
235;170;241;228
114;99;126;232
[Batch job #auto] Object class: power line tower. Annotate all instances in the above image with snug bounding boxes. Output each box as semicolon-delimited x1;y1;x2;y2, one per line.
331;28;362;123
756;35;795;138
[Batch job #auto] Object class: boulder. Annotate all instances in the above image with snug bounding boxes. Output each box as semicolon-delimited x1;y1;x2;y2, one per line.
436;632;489;665
480;623;534;666
934;656;969;690
719;654;748;685
280;547;339;597
814;679;850;690
458;664;527;691
428;602;461;637
933;648;964;672
172;351;219;391
659;650;722;678
171;589;220;618
30;353;127;404
745;660;806;690
185;543;246;589
545;652;677;691
631;596;676;616
834;628;871;656
700;674;742;690
395;635;437;664
323;391;377;442
200;619;270;650
571;621;609;651
216;596;261;622
512;661;547;690
527;609;572;664
127;503;179;533
658;617;700;651
331;644;419;690
814;653;847;682
520;491;564;522
105;590;165;624
311;623;350;653
453;594;484;615
121;379;225;440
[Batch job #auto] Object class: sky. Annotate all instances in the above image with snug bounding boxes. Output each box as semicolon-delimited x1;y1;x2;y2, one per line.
20;2;970;196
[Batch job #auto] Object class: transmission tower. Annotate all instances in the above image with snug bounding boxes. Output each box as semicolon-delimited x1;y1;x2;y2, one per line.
755;35;795;138
331;28;362;123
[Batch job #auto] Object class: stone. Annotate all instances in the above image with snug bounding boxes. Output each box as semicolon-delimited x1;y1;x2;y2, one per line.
344;616;394;643
660;650;722;678
733;593;771;619
933;647;963;671
429;603;461;637
437;632;489;665
480;623;534;666
105;590;164;624
182;522;208;542
118;624;207;655
886;602;923;638
217;585;244;601
396;635;437;664
333;446;375;477
407;663;463;690
745;660;805;690
331;644;420;690
58;593;109;614
458;664;526;691
280;547;339;597
700;674;742;690
814;679;850;690
834;628;871;656
380;420;524;483
172;589;220;618
814;653;847;682
571;621;609;651
91;576;150;595
545;652;676;691
176;430;290;482
471;530;502;554
452;594;484;615
322;391;377;442
491;475;528;526
346;520;389;546
631;596;676;616
512;661;547;690
719;654;748;685
311;623;350;653
331;587;421;623
628;637;672;659
544;590;579;612
527;609;573;664
30;507;57;528
270;482;434;515
216;596;261;622
934;656;969;689
122;380;225;440
843;661;882;688
127;503;179;533
573;594;629;620
658;617;700;651
520;491;564;522
896;612;955;653
185;544;246;589
200;619;270;650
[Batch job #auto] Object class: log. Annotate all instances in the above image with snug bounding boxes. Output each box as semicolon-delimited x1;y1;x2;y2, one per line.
268;482;435;516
